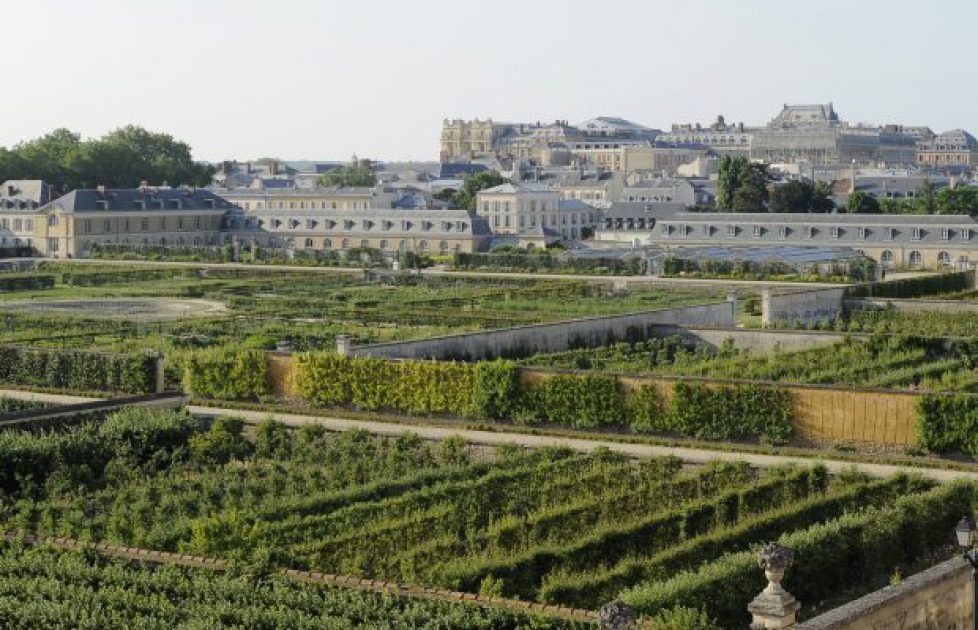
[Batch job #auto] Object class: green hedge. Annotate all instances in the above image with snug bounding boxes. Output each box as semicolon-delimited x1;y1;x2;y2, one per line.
0;274;55;292
662;383;793;444
183;349;270;400
916;393;978;456
619;479;974;628
61;268;193;287
292;353;474;415
539;474;913;609
288;354;793;441
847;270;974;298
0;346;157;394
453;252;645;275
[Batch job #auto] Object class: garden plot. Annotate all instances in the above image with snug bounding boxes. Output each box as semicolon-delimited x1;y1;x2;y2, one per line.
0;297;227;321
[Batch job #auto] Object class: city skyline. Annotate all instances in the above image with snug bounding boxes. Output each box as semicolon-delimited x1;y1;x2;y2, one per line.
2;0;976;161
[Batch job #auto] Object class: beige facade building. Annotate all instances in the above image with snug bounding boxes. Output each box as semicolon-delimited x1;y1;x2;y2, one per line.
0;180;52;252
917;130;978;168
219;187;396;213
476;183;598;240
227;206;490;255
32;186;229;258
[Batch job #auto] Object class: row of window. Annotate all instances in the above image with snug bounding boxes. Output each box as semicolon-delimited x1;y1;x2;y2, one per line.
0;218;35;231
239;200;373;211
82;216;209;233
242;217;469;233
481;200;554;213
492;213;589;228
265;238;462;254
633;221;970;242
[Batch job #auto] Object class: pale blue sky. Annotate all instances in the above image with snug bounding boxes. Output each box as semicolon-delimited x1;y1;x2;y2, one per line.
3;0;974;161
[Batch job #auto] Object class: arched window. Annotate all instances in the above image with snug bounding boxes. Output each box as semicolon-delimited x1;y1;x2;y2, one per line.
938;251;951;265
193;237;202;246
341;238;350;249
159;237;167;246
360;239;369;249
379;240;389;251
881;250;893;263
398;240;407;252
418;240;429;252
323;239;332;250
909;250;922;267
177;236;185;246
439;241;449;254
305;238;314;248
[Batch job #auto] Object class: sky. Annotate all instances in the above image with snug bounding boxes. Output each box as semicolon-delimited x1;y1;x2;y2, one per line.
2;0;975;162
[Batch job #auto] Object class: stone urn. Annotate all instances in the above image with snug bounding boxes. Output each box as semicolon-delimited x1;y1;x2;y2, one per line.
749;542;801;629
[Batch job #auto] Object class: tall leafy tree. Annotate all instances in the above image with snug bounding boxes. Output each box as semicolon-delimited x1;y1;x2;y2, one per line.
717;156;770;212
454;170;506;212
768;179;835;213
842;190;881;214
936;187;978;216
0;126;212;191
317;164;377;188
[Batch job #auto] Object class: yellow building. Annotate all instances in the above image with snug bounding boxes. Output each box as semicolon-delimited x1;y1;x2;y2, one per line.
917;130;978;168
32;185;230;258
219;187;397;213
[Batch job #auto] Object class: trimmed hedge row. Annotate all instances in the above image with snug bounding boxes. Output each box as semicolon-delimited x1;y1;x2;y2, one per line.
0;346;157;394
287;353;794;442
916;393;978;456
432;465;828;599
619;479;974;628
539;474;918;609
847;270;974;298
61;268;193;287
183;349;270;401
0;274;55;292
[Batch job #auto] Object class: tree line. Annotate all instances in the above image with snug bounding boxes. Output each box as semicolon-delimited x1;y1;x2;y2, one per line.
0;126;214;193
715;156;978;215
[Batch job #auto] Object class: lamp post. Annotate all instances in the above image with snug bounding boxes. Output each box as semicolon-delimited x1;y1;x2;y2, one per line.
956;515;978;630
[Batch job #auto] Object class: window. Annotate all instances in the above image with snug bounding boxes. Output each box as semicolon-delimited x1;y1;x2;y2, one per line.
323;239;332;250
341;238;350;249
379;240;389;251
83;219;92;234
938;251;951;265
360;239;369;249
778;226;787;239
808;227;817;239
886;227;896;240
48;238;59;252
47;215;58;227
911;228;922;241
726;225;737;236
857;227;867;239
942;228;951;240
830;227;840;238
662;224;674;236
753;226;762;237
160;217;167;230
141;218;149;231
881;250;894;265
25;219;33;231
909;250;922;267
304;238;314;248
103;219;111;232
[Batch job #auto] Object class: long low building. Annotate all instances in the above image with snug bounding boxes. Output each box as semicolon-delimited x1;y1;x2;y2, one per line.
224;206;491;254
0;180;492;258
595;205;978;269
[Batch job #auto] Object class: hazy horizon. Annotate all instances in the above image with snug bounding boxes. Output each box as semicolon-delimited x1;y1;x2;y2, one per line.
3;0;975;163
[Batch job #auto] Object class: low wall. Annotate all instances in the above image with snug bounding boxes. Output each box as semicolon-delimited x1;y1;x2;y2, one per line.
798;556;973;629
762;287;846;328
848;298;978;314
653;325;847;352
348;301;735;361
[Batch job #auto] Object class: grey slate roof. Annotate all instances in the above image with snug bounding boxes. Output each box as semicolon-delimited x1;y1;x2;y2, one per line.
604;202;688;220
40;188;234;213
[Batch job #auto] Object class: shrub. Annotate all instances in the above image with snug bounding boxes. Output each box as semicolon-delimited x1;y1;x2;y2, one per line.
183;349;270;400
668;383;792;444
629;384;666;434
470;360;520;419
0;346;156;394
189;416;252;464
916;393;978;456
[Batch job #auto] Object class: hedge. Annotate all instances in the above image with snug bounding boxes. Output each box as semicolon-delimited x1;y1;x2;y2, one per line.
539;474;916;609
0;274;55;292
292;353;474;416
619;479;975;628
847;270;974;299
0;346;157;394
453;252;645;275
916;392;978;456
287;353;793;441
183;349;271;401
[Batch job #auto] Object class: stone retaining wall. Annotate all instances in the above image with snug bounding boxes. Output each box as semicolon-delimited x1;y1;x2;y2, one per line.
346;301;735;361
798;556;973;629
